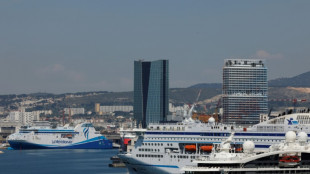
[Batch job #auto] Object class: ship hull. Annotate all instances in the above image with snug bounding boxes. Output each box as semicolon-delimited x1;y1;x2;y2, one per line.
118;153;181;174
8;138;113;150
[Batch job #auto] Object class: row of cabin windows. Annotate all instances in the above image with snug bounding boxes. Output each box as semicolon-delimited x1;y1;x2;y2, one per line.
235;139;282;142
142;143;163;146
150;126;185;131
146;137;283;142
170;155;196;159
136;154;164;158
147;137;227;141
139;148;160;152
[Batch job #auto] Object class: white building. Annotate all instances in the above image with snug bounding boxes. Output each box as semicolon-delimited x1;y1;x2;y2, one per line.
169;103;186;113
9;111;40;125
9;112;20;122
0;106;4;114
100;105;133;113
32;110;53;118
64;108;85;115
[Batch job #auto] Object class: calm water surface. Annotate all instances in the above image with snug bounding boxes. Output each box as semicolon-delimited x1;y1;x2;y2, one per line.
0;149;128;174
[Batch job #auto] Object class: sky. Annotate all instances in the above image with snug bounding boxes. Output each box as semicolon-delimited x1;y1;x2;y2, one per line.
0;0;309;94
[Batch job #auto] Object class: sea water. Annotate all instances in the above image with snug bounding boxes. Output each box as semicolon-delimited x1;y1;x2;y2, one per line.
0;149;128;174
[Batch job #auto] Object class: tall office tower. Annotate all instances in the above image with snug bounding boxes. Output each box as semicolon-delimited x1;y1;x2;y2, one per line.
134;60;169;128
222;59;268;124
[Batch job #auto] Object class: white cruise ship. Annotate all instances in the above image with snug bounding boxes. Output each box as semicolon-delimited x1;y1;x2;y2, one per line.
118;108;310;174
8;122;113;149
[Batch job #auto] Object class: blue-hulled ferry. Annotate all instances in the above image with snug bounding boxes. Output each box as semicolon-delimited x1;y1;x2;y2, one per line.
7;123;112;149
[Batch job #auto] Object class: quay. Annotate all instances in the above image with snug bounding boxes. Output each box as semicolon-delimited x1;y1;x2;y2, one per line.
102;133;121;148
109;156;126;168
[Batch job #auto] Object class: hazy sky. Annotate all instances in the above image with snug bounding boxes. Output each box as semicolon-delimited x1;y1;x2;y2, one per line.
0;1;309;94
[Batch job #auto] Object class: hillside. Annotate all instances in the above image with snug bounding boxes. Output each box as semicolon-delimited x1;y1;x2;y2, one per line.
1;70;310;112
170;88;221;104
188;83;222;89
64;88;222;107
64;87;310;110
269;71;310;87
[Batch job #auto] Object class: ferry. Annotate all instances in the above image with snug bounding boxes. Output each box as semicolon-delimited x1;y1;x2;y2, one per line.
182;131;310;173
118;106;310;174
7;123;113;149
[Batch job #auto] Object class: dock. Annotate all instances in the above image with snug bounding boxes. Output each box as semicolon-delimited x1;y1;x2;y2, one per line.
102;133;121;148
108;155;126;168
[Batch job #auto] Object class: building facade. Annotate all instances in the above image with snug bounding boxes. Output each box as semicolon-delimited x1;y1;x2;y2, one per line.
100;105;133;113
95;103;100;113
134;60;169;128
9;111;40;125
222;59;268;124
64;108;85;115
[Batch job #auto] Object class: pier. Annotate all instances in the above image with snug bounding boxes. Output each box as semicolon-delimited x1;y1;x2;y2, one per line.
102;133;121;148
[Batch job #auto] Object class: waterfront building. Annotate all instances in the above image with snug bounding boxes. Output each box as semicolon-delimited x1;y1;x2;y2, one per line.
9;111;39;125
32;110;52;118
222;59;268;124
134;60;169;128
95;103;100;113
0;106;4;114
64;108;85;115
169;103;186;113
100;105;133;113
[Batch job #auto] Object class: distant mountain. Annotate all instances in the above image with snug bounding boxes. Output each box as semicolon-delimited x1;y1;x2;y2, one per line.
269;71;310;87
188;83;222;89
170;88;221;104
189;71;310;88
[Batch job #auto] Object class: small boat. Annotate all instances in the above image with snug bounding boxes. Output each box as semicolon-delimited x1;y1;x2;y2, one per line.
185;145;196;151
200;145;213;152
279;155;300;167
236;147;243;152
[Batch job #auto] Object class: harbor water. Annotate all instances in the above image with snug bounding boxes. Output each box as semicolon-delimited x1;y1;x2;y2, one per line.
0;149;128;174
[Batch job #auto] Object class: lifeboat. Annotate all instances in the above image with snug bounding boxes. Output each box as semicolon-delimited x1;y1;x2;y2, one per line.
279;155;300;167
200;145;213;152
279;156;300;163
236;147;243;152
185;145;196;151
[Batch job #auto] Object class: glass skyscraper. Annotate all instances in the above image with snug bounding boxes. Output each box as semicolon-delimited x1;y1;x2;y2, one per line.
134;60;169;128
222;59;268;124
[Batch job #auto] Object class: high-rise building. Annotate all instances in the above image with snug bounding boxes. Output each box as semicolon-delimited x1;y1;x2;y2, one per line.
222;59;268;124
134;60;169;128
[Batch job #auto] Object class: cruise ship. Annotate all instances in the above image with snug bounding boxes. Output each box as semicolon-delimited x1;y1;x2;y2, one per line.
118;107;310;174
7;122;113;149
182;131;310;173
